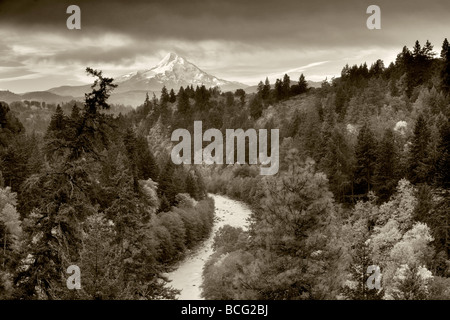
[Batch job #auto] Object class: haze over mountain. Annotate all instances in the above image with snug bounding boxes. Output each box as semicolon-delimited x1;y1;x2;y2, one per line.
39;53;247;105
114;53;247;92
0;53;323;106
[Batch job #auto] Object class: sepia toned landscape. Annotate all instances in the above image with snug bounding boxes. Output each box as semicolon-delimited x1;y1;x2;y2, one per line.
0;0;449;301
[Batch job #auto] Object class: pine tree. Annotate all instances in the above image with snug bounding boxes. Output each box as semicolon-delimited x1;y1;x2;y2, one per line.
369;59;385;78
274;79;283;101
249;95;263;119
374;129;399;203
159;86;171;123
135;136;159;181
123;128;140;190
176;86;190;115
413;40;422;58
47;105;66;133
342;239;384;300
421;40;435;59
194;85;211;112
257;81;264;97
237;153;340;299
282;74;291;98
298;73;308;94
234;89;245;107
157;161;178;212
142;92;151;115
70;104;81;121
354;122;378;197
15;68;117;299
262;77;271;101
321;125;353;202
66;68;117;160
436;121;450;188
101;153;177;299
408;114;431;184
160;86;170;106
441;38;450;93
169;88;176;103
441;38;449;59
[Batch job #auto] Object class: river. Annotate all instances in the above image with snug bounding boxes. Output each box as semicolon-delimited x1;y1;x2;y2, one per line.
166;194;252;300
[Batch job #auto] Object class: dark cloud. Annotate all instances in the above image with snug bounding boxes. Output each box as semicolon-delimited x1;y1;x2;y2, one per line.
0;0;448;91
1;0;448;46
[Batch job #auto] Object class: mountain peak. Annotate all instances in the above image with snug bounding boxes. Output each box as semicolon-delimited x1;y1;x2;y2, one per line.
113;53;247;95
158;52;184;67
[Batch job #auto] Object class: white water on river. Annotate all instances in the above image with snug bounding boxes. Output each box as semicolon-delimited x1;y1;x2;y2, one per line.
166;194;252;300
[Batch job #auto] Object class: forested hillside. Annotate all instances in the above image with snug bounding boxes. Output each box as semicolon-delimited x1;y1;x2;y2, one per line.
200;39;450;299
0;38;449;300
0;68;214;299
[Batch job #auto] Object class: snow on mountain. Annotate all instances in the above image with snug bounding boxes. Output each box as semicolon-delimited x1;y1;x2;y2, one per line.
44;53;248;106
114;53;247;92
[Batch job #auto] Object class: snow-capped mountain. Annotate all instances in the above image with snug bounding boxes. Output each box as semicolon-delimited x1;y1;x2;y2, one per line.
114;53;247;92
44;53;248;106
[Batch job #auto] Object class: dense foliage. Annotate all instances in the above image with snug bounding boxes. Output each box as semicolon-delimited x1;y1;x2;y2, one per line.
0;68;212;299
200;39;450;300
1;38;449;300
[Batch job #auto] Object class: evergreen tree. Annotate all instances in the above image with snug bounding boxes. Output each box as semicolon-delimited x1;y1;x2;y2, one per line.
159;86;171;123
441;38;449;59
298;73;308;94
441;38;450;93
421;40;435;58
436;121;450;188
47;105;66;133
274;79;283;101
413;40;422;58
234;89;246;106
135;136;159;181
209;152;342;299
354;123;378;197
143;92;151;115
282;74;291;99
249;95;263;119
123;128;140;190
342;239;384;300
194;85;211;112
369;59;385;78
176;86;190;115
157;161;178;212
169;89;176;103
321;125;353;202
257;81;264;97
262;77;271;101
66;68;117;161
70;104;81;121
374;129;399;203
408;114;431;184
160;86;170;106
15;68;117;299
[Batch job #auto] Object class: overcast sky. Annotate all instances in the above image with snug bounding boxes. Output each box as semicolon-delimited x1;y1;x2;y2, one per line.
0;0;449;92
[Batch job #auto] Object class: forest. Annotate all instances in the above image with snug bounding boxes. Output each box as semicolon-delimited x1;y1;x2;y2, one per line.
0;38;449;300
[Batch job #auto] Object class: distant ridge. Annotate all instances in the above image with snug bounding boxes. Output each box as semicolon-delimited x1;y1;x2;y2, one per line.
112;52;248;93
2;54;323;107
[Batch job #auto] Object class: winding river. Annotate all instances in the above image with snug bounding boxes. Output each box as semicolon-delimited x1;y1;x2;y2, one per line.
166;194;252;300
